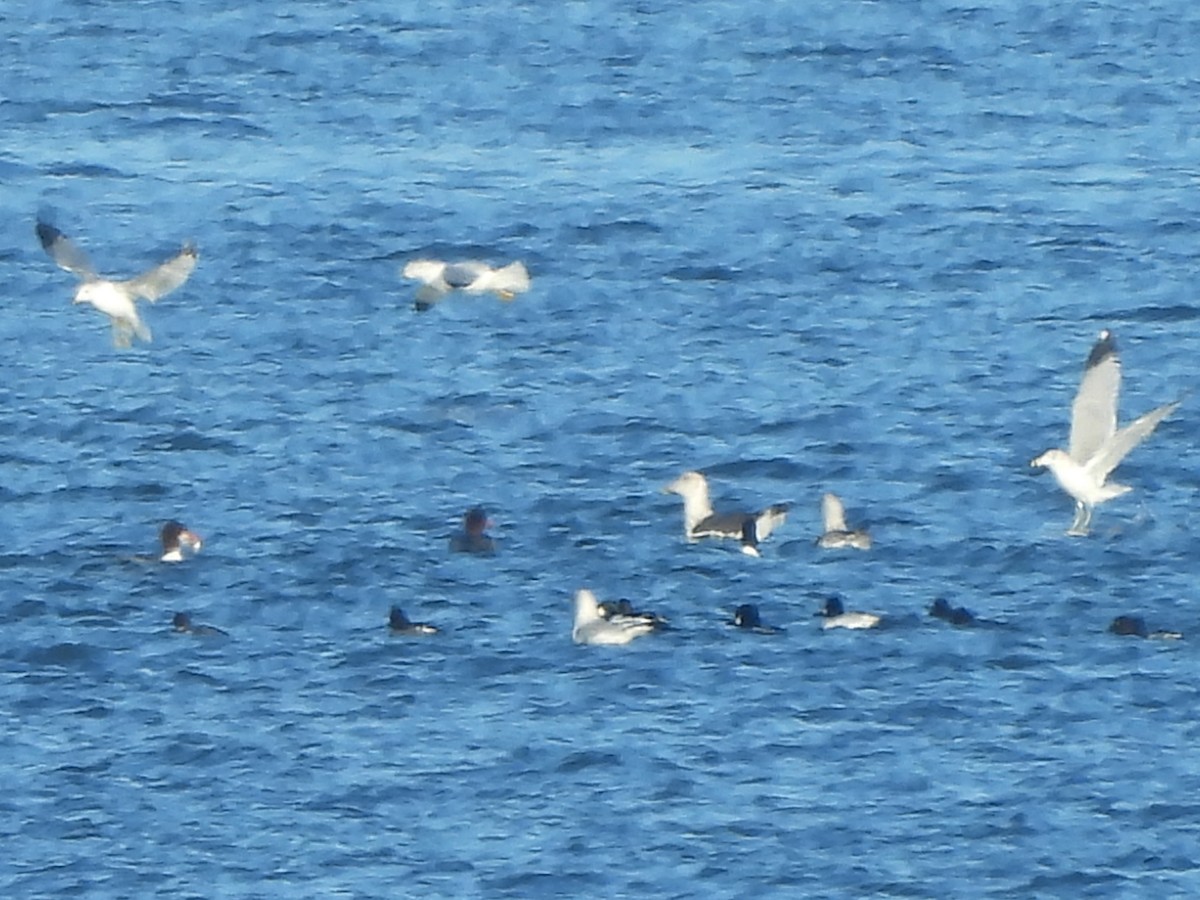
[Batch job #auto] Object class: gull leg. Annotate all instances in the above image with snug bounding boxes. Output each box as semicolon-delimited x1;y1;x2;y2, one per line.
1067;502;1091;537
111;320;133;349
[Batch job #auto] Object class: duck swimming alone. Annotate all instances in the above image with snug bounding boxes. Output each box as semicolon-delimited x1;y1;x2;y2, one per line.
37;221;198;347
160;521;203;563
449;507;496;555
816;596;881;630
388;606;439;635
663;471;788;554
929;598;975;627
572;589;660;646
732;603;783;635
172;612;228;637
1030;330;1180;536
402;259;530;311
817;492;872;550
1108;615;1181;640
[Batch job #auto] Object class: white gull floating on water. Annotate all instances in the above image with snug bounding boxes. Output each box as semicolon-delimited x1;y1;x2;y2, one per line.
817;492;871;550
662;471;788;556
572;589;659;646
37;222;198;347
401;259;530;310
1030;330;1180;536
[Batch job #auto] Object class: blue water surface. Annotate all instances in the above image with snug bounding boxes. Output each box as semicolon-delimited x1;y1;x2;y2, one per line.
4;1;1200;896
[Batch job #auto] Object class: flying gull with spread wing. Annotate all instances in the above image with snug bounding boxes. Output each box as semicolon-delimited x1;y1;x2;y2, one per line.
1030;330;1180;536
401;259;530;311
37;221;198;347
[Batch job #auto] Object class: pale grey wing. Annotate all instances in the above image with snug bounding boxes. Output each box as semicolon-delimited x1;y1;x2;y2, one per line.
123;243;198;301
36;222;97;280
1069;333;1120;464
753;504;788;541
821;493;848;532
1085;399;1180;482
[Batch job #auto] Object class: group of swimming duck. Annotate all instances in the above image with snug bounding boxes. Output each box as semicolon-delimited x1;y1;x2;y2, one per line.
38;223;1182;648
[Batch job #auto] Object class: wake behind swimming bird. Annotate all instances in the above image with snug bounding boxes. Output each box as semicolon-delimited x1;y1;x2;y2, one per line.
36;222;198;347
817;492;871;550
663;471;788;554
572;589;659;646
402;259;530;311
1030;330;1180;536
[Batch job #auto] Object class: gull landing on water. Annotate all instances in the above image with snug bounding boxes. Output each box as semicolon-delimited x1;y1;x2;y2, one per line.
402;259;530;311
1030;330;1180;536
817;492;872;550
36;222;198;347
662;471;788;555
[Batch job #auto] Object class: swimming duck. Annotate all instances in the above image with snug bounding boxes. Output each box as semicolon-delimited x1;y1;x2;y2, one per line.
172;612;228;637
816;596;881;630
449;507;496;555
1108;615;1181;640
732;603;783;635
388;606;438;635
160;521;203;563
929;598;976;627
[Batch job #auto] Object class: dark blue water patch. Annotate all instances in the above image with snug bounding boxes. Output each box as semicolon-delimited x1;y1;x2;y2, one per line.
43;161;133;179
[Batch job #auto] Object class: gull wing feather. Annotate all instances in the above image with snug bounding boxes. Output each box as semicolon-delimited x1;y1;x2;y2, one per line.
467;261;530;296
122;243;198;302
1069;331;1119;464
402;259;448;285
753;504;788;541
1085;399;1180;483
821;493;848;532
36;222;97;280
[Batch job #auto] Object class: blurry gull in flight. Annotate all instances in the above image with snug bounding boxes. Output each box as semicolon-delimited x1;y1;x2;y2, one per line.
402;259;530;311
37;221;198;347
1030;330;1180;536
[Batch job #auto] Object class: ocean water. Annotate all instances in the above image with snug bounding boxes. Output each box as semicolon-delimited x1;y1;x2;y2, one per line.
4;1;1200;896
